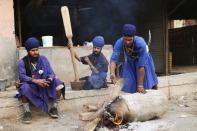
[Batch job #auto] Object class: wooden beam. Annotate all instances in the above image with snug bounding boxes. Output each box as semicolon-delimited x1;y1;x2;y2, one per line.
17;0;22;46
168;0;186;17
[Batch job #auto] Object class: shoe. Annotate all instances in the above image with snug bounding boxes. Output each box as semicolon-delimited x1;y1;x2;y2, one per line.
152;85;159;90
49;107;59;118
22;112;32;124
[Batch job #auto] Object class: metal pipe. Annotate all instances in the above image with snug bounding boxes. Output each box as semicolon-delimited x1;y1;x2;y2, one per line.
168;0;186;17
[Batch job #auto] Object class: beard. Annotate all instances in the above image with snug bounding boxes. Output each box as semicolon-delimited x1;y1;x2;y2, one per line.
28;53;39;63
93;51;100;55
93;50;102;55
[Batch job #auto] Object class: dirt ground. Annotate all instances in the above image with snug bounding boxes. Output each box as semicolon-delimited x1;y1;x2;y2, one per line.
117;91;197;131
0;91;197;131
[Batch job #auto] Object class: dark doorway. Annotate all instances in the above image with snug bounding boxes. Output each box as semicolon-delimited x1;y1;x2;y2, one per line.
167;0;197;66
14;0;66;46
169;25;197;65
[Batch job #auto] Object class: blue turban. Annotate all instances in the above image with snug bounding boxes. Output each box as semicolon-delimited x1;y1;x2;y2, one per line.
25;37;40;51
122;24;136;37
92;36;105;48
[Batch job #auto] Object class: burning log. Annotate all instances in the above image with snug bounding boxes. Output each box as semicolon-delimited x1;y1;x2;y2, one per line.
81;118;101;131
80;82;168;131
101;90;168;128
80;79;124;131
83;104;98;112
79;112;97;121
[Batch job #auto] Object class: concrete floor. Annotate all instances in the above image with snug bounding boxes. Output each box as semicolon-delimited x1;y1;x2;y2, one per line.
172;65;197;74
0;67;197;131
0;90;197;131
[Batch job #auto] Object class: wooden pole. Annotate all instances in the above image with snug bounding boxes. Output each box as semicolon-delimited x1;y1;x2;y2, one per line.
17;0;22;46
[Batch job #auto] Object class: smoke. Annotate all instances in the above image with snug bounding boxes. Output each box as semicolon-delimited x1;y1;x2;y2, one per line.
76;0;139;45
23;0;141;45
26;0;47;10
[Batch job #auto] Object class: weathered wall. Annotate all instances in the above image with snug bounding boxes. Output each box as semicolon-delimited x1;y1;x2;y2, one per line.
0;0;17;86
0;0;15;38
18;45;113;84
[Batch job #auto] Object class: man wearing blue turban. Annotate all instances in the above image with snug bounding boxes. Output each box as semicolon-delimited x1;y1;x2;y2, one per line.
69;36;109;90
17;37;65;123
110;24;158;93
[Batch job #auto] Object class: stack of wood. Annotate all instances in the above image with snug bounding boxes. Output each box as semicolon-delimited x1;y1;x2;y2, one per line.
79;104;99;121
79;79;124;131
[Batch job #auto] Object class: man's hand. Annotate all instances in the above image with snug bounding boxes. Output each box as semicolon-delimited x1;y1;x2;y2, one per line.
32;79;50;88
138;67;145;93
84;56;99;73
110;73;117;84
137;85;147;94
67;43;71;49
110;61;117;84
84;56;91;63
90;65;99;73
46;77;53;82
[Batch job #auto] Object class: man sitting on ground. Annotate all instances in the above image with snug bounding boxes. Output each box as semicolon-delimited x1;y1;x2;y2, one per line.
68;36;109;90
17;37;65;124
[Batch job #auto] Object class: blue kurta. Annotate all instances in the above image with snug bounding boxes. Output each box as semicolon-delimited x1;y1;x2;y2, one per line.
111;36;158;93
17;55;63;112
80;53;109;90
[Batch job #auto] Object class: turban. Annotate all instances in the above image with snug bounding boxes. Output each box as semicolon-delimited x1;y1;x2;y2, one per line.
122;24;136;37
25;37;40;51
92;36;105;48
